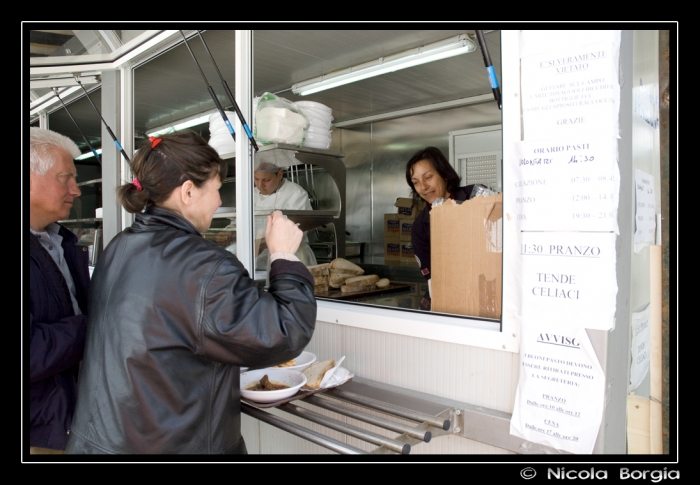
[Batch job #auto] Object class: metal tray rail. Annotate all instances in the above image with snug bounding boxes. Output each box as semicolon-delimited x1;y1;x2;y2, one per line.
242;377;450;454
277;401;410;454
305;394;432;443
324;387;450;431
241;403;367;455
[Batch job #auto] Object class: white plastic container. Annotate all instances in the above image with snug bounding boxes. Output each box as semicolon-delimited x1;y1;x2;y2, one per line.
256;107;308;145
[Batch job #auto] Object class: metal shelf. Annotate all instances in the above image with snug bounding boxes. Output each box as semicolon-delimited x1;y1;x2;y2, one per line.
58;218;102;224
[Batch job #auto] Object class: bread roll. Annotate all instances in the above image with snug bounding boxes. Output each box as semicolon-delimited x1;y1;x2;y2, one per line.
313;275;329;286
302;359;336;390
376;278;390;289
344;274;379;287
307;263;331;276
330;258;364;275
329;270;356;288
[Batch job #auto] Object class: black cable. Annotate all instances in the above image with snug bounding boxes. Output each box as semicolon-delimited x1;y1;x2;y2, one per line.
474;30;502;110
179;31;237;145
74;77;131;164
53;88;101;164
196;30;259;151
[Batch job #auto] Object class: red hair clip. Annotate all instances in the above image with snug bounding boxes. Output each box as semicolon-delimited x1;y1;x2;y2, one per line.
149;136;162;149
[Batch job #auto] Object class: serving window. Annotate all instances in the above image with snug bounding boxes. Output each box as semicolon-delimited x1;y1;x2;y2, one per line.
245;30;513;351
128;29;512;350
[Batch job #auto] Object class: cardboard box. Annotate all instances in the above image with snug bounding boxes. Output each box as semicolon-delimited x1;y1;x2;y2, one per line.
400;242;416;264
394;198;426;219
383;214;401;238
399;219;414;241
430;194;502;319
383;237;401;262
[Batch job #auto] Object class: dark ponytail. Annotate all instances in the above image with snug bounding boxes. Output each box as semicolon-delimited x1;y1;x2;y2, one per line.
117;130;227;213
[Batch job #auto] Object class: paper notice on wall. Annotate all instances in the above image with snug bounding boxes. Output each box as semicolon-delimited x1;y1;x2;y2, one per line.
505;138;620;232
519;31;621;142
519;231;617;331
510;323;605;454
630;304;651;391
519;30;620;59
634;169;656;252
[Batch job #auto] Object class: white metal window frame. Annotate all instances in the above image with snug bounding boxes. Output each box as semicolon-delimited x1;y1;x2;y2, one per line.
30;29;521;353
299;30;520;353
228;30;517;353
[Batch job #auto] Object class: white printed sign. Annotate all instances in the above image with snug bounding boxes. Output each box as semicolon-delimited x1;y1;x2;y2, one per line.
506;138;620;232
519;231;617;331
520;33;621;141
634;169;656;252
510;323;605;454
630;304;651;391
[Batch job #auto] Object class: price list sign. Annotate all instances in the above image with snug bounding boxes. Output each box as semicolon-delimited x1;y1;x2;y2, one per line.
506;138;620;232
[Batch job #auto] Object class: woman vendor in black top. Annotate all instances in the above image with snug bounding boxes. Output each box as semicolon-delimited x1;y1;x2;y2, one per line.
405;147;482;310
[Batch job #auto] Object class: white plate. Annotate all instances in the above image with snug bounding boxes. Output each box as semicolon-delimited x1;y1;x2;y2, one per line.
296;100;332;115
305;131;331;143
305;125;331;135
270;351;317;372
240;368;306;403
303;139;330;149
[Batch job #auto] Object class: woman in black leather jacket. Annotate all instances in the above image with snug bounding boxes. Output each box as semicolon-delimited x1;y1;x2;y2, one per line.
66;131;316;454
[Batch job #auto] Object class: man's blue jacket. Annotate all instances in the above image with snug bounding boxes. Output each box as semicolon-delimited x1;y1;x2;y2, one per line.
29;225;89;450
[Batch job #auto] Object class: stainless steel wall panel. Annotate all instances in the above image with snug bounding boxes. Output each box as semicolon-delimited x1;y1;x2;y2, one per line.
339;102;502;261
337;126;373;253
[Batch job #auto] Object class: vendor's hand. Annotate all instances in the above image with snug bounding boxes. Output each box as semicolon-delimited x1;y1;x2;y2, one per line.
265;210;303;255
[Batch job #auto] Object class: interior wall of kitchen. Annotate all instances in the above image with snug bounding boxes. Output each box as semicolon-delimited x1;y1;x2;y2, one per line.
335;102;503;260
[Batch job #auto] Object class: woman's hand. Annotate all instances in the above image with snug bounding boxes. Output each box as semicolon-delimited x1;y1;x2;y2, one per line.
265;210;303;255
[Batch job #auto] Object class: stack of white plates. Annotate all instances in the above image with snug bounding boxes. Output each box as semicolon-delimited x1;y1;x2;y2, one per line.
208;111;236;155
296;101;333;149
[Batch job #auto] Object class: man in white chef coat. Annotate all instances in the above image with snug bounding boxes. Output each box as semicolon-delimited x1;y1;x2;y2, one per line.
254;160;317;269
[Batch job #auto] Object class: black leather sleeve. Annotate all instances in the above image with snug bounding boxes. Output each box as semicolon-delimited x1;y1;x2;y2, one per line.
199;253;317;369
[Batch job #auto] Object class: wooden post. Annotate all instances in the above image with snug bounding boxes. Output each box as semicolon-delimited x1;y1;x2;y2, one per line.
650;245;663;454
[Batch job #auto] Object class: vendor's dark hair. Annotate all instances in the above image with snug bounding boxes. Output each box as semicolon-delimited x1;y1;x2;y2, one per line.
405;146;461;201
118;131;228;213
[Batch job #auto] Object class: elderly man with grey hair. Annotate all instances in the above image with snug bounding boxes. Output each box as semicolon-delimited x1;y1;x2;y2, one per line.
28;127;90;454
253;159;317;268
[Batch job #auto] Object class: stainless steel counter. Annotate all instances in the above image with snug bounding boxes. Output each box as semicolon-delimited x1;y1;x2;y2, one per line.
242;376;569;455
242;376;452;454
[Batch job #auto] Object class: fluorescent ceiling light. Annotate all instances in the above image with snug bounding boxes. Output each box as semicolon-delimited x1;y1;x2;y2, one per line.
76;148;102;161
146;113;212;137
292;34;477;96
